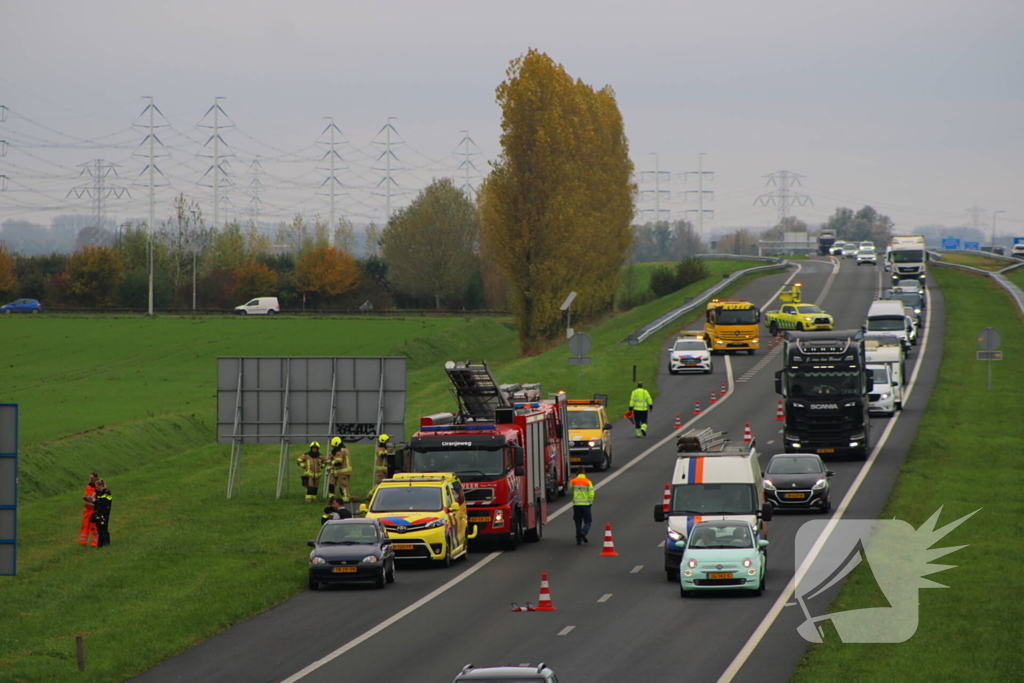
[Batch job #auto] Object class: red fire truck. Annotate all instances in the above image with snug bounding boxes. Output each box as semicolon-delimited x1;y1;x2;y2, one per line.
397;361;570;550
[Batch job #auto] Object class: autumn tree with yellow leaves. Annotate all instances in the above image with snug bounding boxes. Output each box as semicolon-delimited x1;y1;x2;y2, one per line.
479;49;635;353
293;244;361;306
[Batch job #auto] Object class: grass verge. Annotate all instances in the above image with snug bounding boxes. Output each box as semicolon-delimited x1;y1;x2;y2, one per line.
791;267;1024;682
1002;263;1024;290
935;252;1011;271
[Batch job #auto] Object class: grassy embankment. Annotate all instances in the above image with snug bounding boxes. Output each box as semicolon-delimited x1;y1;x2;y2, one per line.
934;252;1012;271
1002;263;1024;290
0;259;778;682
792;267;1024;682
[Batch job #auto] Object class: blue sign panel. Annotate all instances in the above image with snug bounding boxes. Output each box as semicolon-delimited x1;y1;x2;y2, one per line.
1014;237;1024;246
964;242;980;250
941;238;961;250
0;404;17;576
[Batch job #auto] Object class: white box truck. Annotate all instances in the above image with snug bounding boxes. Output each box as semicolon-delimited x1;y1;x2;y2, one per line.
865;338;905;415
887;235;927;284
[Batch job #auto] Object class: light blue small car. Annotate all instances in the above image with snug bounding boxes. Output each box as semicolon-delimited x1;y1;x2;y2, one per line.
676;520;768;597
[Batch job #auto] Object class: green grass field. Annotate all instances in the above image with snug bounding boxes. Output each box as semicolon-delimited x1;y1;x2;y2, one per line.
617;259;758;307
1002;263;1024;290
935;252;1012;271
0;259;774;682
791;267;1024;682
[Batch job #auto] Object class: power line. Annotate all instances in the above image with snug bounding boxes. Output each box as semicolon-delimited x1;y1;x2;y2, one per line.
66;159;130;228
197;97;234;229
754;170;813;224
318;117;347;239
373;117;402;223
638;152;671;222
683;152;714;242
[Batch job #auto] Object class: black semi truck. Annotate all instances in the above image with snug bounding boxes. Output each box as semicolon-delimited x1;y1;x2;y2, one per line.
775;330;872;460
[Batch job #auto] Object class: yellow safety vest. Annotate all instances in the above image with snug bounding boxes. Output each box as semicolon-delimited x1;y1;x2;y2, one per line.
629;388;653;410
571;476;594;505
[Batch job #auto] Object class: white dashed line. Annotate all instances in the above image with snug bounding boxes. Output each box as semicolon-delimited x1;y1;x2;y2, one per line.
598;594;612;603
657;541;665;548
631;565;644;573
558;626;576;636
766;440;775;445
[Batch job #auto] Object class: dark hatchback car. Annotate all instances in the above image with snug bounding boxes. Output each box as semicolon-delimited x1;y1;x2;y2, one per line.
307;518;395;590
1;298;42;314
763;454;834;513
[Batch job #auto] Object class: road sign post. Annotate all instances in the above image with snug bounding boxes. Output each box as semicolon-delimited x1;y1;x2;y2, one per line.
567;333;592;391
977;327;1002;390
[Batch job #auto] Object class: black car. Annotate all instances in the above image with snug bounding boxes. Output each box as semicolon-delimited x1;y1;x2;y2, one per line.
762;454;834;513
307;518;396;590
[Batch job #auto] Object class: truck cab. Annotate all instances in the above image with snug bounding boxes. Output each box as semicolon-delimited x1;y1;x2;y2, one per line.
704;299;760;355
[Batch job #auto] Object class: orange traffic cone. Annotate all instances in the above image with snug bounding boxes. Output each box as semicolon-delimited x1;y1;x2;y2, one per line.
710;389;717;404
535;571;556;611
767;337;774;350
720;381;727;396
693;400;702;415
775;400;785;421
662;482;671;514
743;421;753;444
599;523;619;557
674;413;682;428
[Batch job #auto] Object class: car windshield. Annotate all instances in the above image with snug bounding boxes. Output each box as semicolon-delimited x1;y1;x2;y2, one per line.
673;341;706;352
370;487;443;512
867;318;906;332
715;308;758;325
319;524;379;544
767;456;824;475
670;484;756;515
567;411;601;429
868;366;890;383
795;305;823;315
858;250;873;256
889;294;922;308
687;524;754;549
410;446;504;479
891;250;924;263
787;369;863;397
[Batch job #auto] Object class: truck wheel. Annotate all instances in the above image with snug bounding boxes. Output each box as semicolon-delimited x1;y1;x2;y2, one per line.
595;453;609;472
769;321;779;336
438;544;452;568
896;402;903;411
796;322;805;331
525;507;543;543
502;515;522;551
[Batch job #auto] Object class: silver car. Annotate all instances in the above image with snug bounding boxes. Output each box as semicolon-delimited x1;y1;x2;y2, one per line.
856;249;876;265
454;664;559;683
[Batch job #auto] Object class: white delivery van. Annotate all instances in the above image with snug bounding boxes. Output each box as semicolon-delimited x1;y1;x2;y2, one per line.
653;430;772;581
865;336;905;417
234;297;280;315
865;300;912;354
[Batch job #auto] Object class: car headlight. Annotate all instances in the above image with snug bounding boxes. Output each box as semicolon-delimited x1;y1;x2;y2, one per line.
310;556;327;565
425;519;445;529
715;340;724;345
742;558;752;568
914;308;921;314
803;317;814;321
812;478;827;491
588;439;601;448
880;393;890;400
361;555;379;564
667;529;683;541
687;558;697;568
763;479;776;491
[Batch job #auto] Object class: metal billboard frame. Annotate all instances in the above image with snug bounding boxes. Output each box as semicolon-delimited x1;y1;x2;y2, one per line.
0;404;18;576
217;357;406;499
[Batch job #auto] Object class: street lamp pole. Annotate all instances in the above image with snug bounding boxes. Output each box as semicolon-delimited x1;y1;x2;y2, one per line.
992;210;1005;249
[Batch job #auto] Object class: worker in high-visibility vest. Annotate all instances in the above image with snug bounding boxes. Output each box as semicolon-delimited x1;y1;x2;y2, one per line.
328;437;353;503
79;471;99;546
297;442;325;503
373;434;392;489
629;382;654;437
570;468;595;545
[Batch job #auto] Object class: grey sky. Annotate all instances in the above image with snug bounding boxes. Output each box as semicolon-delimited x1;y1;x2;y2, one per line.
2;0;1022;236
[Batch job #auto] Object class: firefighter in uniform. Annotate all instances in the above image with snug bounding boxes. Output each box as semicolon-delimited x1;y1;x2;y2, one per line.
629;382;654;437
570;468;595;545
297;442;325;503
373;434;392;489
79;472;99;546
328;437;353;502
92;479;113;547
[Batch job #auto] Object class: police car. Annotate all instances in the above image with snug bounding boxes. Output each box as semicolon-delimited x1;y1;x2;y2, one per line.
668;333;713;375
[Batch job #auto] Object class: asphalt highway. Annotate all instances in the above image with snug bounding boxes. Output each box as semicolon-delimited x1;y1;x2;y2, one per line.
130;256;942;683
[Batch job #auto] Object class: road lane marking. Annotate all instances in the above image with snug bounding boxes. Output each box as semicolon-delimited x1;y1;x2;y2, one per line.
767;440;775;445
657;541;665;548
558;626;576;636
598;594;612;603
714;279;935;683
631;565;644;573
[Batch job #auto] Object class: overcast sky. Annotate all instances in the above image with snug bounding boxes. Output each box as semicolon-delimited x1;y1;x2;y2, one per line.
1;0;1022;236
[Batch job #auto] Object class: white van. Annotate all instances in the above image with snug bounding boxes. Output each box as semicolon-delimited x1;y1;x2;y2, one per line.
653;433;772;581
234;297;280;315
865;300;912;353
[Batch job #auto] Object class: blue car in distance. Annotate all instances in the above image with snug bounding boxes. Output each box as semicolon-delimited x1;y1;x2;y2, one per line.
2;298;42;314
677;520;768;597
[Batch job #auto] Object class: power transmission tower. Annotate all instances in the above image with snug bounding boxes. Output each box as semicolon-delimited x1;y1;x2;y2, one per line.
965;205;986;233
318;117;347;243
198;97;234;229
454;130;483;197
683;152;714;242
132;96;170;316
67;160;130;228
373;117;402;223
247;157;264;227
0;130;5;192
639;152;671;222
754;170;813;224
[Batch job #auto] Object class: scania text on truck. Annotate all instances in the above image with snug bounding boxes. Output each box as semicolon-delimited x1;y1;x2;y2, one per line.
817;229;836;255
775;330;873;460
703;299;760;355
397;361;570;550
886;235;927;284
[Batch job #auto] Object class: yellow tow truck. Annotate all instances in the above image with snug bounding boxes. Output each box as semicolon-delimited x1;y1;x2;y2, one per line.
703;299;760;355
763;283;834;335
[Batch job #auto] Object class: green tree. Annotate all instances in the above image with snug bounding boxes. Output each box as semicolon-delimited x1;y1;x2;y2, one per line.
159;194;210;304
824;206;894;247
234;260;279;302
381;178;480;310
0;244;17;296
480;49;635;352
64;246;123;306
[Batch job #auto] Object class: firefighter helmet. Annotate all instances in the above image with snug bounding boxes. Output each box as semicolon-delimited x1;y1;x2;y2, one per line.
378;434;390;444
309;441;321;449
330;437;342;447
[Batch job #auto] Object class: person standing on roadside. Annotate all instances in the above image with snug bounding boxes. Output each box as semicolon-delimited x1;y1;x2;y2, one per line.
629;382;654;437
328;437;353;503
570;468;595;545
79;472;99;546
297;442;325;503
372;434;392;490
321;496;353;525
92;479;113;547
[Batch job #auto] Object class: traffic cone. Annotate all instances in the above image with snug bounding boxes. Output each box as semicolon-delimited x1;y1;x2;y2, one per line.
662;482;671;514
599;523;619;557
511;602;535;612
775;400;785;421
743;421;753;444
710;389;717;404
721;381;727;396
693;400;702;415
674;413;682;428
767;337;774;350
535;571;556;611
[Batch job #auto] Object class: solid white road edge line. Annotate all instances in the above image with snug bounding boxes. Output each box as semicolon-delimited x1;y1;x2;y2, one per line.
714;277;935;683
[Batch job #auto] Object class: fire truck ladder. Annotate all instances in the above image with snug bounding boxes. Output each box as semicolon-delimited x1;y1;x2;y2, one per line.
444;361;511;421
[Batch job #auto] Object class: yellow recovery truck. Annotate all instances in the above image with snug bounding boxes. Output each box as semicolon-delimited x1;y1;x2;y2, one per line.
703;299;760;355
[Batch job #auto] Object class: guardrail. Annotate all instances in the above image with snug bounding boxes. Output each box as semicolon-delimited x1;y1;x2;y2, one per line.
20;308;510;317
623;259;787;345
929;251;1024;317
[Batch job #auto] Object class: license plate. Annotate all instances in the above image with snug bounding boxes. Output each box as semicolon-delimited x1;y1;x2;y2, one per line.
817;448;835;454
332;567;357;573
393;544;414;550
783;493;806;499
708;572;733;580
470;517;490;523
